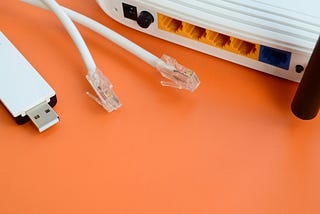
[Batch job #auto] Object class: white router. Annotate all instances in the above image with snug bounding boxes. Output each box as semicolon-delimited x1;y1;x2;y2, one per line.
97;0;320;82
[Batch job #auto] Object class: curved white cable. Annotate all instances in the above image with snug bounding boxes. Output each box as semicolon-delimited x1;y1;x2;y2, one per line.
21;0;200;91
39;0;96;74
32;0;121;112
22;0;161;67
65;7;162;67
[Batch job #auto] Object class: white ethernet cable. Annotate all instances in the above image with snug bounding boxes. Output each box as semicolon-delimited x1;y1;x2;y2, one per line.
21;0;200;92
26;0;121;112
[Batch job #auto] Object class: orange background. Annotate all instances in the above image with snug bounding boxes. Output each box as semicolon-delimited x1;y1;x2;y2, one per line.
1;1;320;214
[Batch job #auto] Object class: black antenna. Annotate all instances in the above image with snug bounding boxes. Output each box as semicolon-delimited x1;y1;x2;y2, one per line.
291;36;320;120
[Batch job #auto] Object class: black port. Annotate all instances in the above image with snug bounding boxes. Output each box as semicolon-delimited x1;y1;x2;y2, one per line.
122;3;138;20
259;45;291;70
137;11;154;28
295;65;304;73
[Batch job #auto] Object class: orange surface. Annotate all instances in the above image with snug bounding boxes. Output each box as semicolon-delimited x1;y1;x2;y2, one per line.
1;1;320;214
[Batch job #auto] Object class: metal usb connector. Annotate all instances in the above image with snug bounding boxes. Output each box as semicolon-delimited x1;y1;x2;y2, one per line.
26;102;59;132
0;32;59;133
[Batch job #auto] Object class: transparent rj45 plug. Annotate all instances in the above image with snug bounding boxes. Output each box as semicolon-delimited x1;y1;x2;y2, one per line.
86;68;121;112
156;55;200;92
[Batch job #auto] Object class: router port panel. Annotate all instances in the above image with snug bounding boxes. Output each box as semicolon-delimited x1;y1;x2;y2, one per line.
98;0;316;82
157;13;291;69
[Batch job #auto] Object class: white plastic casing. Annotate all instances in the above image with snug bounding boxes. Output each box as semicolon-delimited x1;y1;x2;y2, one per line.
0;32;56;118
97;0;320;82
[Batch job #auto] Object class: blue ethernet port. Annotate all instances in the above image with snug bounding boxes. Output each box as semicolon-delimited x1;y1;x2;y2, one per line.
259;45;291;70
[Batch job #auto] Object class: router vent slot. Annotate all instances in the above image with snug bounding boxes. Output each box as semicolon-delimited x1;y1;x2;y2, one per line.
157;13;291;69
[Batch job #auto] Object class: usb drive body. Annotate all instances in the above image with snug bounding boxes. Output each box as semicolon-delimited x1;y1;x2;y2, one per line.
0;31;59;132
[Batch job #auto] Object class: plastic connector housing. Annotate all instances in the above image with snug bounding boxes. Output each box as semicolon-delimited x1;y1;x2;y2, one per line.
156;55;200;92
86;69;121;112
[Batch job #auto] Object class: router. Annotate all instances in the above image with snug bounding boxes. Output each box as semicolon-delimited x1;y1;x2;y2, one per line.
97;0;320;82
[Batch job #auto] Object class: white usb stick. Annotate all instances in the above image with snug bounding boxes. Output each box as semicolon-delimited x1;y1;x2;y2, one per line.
0;32;59;132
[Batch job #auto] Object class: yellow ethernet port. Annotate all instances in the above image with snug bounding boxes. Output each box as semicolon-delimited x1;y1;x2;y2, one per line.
225;38;260;60
157;13;260;61
158;14;181;33
199;30;230;48
199;29;219;46
213;34;231;48
176;22;205;40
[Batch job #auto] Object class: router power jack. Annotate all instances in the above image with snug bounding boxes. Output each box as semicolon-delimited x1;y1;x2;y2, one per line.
137;11;154;28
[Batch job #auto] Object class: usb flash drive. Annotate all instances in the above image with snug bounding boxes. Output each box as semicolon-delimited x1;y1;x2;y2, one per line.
0;31;59;132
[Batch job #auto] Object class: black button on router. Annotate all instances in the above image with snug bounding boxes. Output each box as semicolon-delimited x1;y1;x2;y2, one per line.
137;11;154;28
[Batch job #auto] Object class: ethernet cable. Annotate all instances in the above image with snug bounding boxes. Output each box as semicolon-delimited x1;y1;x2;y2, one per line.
21;0;200;92
27;0;121;112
